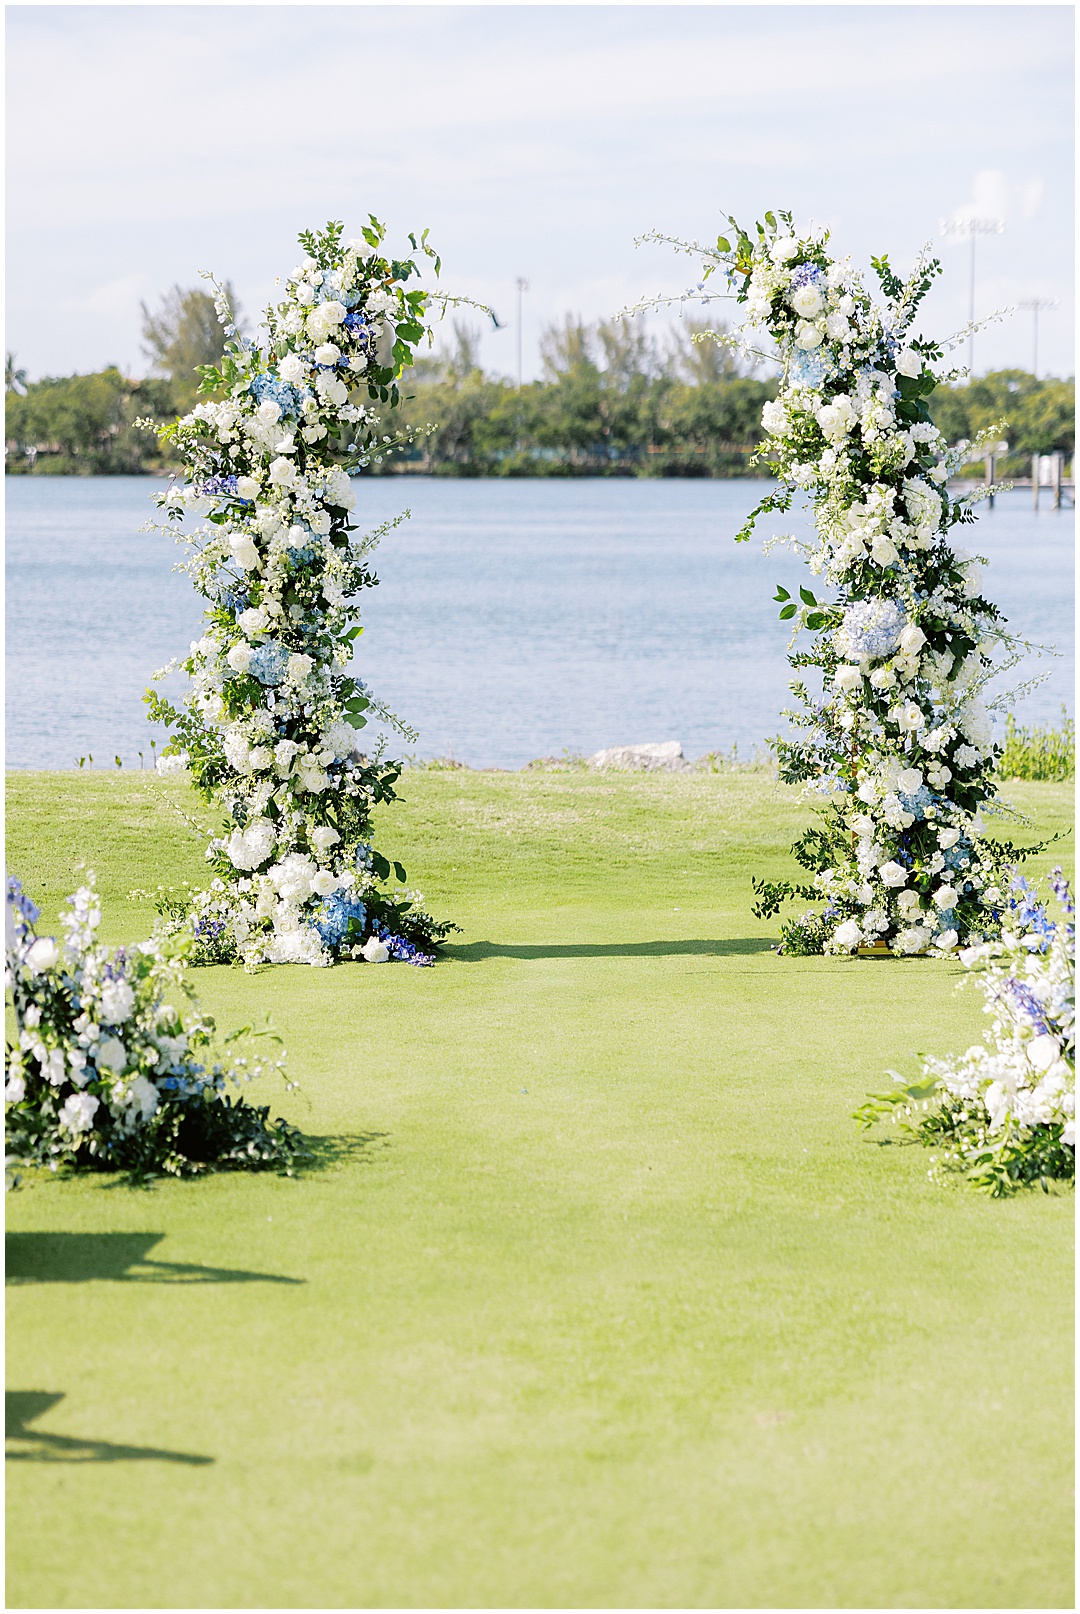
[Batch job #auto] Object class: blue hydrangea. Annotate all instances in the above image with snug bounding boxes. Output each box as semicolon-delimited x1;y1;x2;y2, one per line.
287;546;315;568
249;373;302;416
788;348;830;391
897;784;936;820
249;642;290;687
837;598;906;659
312;891;367;950
789;263;826;289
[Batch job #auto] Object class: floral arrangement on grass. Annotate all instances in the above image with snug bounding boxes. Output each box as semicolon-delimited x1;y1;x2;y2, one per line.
855;870;1075;1194
641;208;1045;956
143;219;456;968
5;875;305;1181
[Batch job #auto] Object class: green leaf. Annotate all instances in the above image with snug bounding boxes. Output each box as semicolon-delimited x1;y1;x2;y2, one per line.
715;236;731;253
393;862;407;884
799;586;818;606
773;585;791;602
805;611;827;630
779;603;797;620
371;853;390;881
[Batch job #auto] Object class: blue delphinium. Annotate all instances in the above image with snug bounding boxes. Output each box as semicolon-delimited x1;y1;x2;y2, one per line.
249;643;290;687
372;923;434;967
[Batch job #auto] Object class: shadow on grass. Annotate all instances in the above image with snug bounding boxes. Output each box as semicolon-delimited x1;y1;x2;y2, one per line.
297;1132;390;1173
443;938;776;962
5;1232;302;1286
6;1392;213;1465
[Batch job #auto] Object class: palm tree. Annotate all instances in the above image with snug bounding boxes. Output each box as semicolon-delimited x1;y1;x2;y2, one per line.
5;352;28;394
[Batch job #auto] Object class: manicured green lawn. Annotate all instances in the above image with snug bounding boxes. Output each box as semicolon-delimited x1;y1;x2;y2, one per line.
6;769;1074;1609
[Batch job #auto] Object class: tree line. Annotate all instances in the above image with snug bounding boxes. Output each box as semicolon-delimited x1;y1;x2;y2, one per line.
5;287;1075;479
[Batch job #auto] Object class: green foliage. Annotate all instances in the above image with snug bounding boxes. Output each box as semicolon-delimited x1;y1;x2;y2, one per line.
996;708;1075;781
929;370;1074;474
141;283;242;412
369;314;777;477
4;367;179;474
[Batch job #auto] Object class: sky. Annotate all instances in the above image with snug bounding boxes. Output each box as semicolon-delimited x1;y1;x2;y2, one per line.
6;3;1075;384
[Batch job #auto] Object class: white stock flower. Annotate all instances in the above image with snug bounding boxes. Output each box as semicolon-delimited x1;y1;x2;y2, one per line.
99;980;136;1025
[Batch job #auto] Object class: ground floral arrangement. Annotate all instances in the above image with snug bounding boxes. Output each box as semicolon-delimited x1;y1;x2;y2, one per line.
644;208;1047;957
856;870;1075;1194
143;219;456;968
5;876;305;1181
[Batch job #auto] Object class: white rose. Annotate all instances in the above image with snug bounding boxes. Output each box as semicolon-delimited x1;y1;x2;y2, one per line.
879;861;909;888
268;456;297;488
898;624;926;656
25;937;60;974
790;284;825;319
248;746;273;771
229;536;260;572
896;768;923;794
897;888;921;914
226;643;253;674
933;929;959;952
870;535;899;566
794;322;823;350
238;607;268;636
59;1091;99;1133
897;702;925;733
769;236;799;262
316;374;348;407
869;667;896;691
286;653;313;682
834;665;863;693
95;1037;128;1074
125;1075;159;1122
99;980;135;1025
278;353;307;383
361;937;390;964
235;476;261;501
895;926;931;956
933;885;959;910
832;919;862;951
314;344;341;366
895;348;922;378
761;399;790;437
294;282;315;306
319;300;346;327
1027;1035;1060;1072
256;400;281;426
937;827;960;850
312;825;341;852
311;871;337;897
309;510;332;536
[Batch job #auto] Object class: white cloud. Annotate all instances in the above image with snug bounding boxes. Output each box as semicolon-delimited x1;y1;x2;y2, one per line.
62;274;144;318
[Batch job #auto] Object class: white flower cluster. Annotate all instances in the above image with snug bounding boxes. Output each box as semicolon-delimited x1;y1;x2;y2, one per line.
5;874;292;1174
149;221;441;967
708;210;1020;956
860;872;1075;1193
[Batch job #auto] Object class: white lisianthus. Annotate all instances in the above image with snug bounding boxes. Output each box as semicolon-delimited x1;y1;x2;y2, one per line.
879;861;909;888
794;321;823;350
59;1091;100;1133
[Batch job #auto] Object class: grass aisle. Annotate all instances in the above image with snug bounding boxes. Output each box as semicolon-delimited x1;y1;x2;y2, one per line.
6;770;1074;1609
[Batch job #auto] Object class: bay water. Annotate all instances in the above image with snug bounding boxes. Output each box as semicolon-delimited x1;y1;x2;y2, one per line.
5;476;1073;771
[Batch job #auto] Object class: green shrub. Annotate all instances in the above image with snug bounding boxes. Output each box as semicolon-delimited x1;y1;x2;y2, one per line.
997;708;1075;782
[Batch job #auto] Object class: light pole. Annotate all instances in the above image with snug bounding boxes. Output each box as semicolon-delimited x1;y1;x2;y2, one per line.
940;216;1004;377
515;278;529;390
1017;298;1058;379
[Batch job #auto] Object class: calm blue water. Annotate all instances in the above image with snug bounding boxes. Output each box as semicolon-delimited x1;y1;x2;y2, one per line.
5;476;1074;770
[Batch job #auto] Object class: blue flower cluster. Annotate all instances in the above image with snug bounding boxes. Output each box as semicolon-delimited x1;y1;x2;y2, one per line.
897;783;936;820
1002;974;1051;1033
249;374;302;416
312;890;367;950
372;923;434;967
198;473;241;498
789;262;826;289
839;597;906;659
249;643;290;687
789;347;831;390
1007;874;1056;949
221;586;251;615
7;877;40;930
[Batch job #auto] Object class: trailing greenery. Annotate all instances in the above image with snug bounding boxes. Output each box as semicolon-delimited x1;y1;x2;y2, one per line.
996;707;1075;781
